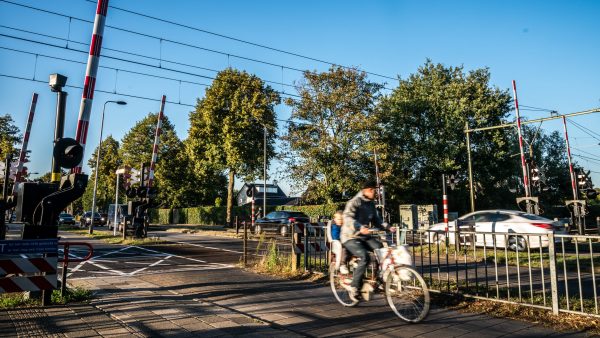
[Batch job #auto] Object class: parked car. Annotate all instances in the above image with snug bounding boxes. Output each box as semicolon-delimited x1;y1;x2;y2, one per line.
426;209;567;251
58;213;75;225
253;211;310;236
80;211;106;227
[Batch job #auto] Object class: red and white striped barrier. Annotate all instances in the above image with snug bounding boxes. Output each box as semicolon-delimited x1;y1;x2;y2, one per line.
147;95;166;191
0;257;57;293
12;92;37;194
293;222;327;254
73;0;110;174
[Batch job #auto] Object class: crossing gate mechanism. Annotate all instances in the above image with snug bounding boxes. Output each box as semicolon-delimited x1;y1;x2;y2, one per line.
0;239;58;293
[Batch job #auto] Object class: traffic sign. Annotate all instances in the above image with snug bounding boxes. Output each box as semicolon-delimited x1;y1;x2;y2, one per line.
0;239;58;255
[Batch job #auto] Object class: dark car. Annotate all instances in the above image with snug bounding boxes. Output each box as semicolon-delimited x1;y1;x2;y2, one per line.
80;212;106;227
253;211;310;236
58;213;75;225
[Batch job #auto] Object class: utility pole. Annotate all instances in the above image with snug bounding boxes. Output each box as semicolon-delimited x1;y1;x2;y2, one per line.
465;122;475;212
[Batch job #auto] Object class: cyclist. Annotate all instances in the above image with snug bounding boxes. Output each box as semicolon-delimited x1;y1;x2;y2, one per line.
341;180;394;302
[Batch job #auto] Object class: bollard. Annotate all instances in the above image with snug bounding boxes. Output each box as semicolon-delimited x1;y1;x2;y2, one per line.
597;217;600;236
291;223;300;272
243;220;247;267
303;224;308;272
235;216;239;235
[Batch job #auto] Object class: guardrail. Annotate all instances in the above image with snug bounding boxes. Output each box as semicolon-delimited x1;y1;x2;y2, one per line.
293;226;600;317
58;241;93;296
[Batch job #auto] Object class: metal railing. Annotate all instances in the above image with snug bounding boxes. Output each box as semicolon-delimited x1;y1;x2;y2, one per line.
295;226;600;317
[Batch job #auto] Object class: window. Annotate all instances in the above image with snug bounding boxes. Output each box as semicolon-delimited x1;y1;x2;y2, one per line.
256;186;278;194
473;213;494;222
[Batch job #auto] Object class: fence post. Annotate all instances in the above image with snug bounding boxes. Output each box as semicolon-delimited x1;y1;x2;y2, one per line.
291;223;300;271
243;220;247;267
548;232;559;315
303;224;309;272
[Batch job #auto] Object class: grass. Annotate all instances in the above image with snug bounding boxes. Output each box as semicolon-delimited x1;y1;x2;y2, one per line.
0;287;93;309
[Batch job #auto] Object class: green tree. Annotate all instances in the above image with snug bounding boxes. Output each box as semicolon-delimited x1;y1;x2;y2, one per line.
0;114;21;160
120;113;217;208
187;68;280;224
377;60;514;214
80;136;121;212
282;66;384;203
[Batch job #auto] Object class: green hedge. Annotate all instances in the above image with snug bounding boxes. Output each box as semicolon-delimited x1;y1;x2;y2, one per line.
149;203;345;225
275;204;344;220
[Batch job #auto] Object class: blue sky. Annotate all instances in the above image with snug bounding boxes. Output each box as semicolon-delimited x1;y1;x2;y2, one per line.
1;0;599;196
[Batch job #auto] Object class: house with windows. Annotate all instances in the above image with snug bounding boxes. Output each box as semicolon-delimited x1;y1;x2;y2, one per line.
236;183;299;206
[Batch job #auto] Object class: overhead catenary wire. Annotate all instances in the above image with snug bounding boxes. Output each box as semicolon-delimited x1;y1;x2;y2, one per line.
0;31;382;122
567;118;600;143
78;0;397;81
0;72;317;128
0;0;396;91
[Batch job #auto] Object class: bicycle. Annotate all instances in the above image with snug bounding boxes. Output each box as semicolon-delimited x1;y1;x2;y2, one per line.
328;229;430;323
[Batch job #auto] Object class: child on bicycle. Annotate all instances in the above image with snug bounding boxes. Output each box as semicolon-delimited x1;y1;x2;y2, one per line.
330;210;349;274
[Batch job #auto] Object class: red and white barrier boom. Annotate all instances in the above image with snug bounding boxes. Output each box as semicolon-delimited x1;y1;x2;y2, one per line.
12;93;38;194
73;0;110;174
147;95;166;191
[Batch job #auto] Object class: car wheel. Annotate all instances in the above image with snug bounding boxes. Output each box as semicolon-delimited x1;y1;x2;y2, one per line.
254;224;262;235
508;236;527;252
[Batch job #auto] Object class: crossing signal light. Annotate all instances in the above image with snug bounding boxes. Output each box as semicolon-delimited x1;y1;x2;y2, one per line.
586;189;598;200
53;138;84;169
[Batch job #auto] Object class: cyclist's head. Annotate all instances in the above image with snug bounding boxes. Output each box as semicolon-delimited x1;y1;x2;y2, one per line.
361;180;377;200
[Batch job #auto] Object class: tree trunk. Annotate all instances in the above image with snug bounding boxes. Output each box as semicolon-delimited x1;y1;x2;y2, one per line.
226;170;235;226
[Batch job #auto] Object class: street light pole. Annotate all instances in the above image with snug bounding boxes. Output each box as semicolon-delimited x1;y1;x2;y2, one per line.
89;100;127;234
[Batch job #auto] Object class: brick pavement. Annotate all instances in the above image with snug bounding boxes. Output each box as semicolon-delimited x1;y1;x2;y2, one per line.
2;233;593;337
70;265;590;337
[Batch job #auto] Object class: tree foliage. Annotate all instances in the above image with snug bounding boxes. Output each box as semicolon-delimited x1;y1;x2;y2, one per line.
377;60;514;213
81;136;121;212
187;68;280;223
282;66;384;203
0;114;21;160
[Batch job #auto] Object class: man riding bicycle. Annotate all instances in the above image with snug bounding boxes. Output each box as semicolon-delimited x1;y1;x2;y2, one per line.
342;180;394;302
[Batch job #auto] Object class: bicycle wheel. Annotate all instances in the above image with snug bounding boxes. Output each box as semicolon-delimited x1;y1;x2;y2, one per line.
329;264;359;307
385;266;430;323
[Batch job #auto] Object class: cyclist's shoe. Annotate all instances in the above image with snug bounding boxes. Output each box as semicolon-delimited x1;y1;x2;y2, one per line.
348;287;360;303
361;283;373;301
339;264;349;275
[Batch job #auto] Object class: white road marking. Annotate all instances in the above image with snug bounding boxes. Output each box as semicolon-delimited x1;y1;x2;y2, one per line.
68;265;234;280
173;241;243;254
128;255;173;276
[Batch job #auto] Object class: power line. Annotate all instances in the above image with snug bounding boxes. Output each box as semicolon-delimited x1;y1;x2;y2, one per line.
570;147;600;161
568;118;600;142
0;31;382;118
572;153;600;166
0;72;315;128
80;0;397;81
0;24;296;90
0;0;396;90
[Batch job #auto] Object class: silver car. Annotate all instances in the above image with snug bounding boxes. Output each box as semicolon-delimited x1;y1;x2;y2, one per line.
427;209;567;251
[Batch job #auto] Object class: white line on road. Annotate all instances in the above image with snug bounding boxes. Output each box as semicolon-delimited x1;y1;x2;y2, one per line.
173;241;243;254
128;255;173;276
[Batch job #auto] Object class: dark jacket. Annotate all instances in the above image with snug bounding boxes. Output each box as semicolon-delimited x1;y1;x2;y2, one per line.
341;191;385;243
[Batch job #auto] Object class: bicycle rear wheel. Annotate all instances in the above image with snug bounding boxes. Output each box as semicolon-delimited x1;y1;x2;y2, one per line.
385;266;430;323
329;264;359;307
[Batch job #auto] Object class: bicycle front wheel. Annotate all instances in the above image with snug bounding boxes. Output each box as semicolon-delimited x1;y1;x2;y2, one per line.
329;265;359;307
385;266;430;323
